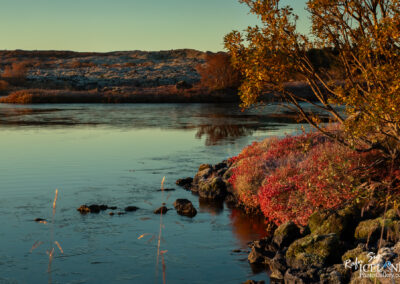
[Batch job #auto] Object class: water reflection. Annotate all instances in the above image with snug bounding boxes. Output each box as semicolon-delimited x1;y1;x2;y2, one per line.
229;208;270;247
198;198;224;215
0;103;305;145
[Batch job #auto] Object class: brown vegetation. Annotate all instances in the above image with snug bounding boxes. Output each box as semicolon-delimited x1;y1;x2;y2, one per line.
196;52;241;91
1;62;28;85
0;86;240;104
0;80;9;92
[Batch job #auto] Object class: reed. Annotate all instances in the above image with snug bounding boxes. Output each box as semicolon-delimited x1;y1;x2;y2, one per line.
30;189;63;284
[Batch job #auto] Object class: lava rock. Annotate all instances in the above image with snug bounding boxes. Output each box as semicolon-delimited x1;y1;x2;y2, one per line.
286;233;341;269
154;206;169;214
125;206;139;212
158;188;175;192
197;177;227;199
175;177;193;190
273;221;301;248
77;204;108;214
173;199;197;217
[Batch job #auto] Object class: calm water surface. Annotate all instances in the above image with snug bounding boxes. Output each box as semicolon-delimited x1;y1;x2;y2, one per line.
0;104;307;284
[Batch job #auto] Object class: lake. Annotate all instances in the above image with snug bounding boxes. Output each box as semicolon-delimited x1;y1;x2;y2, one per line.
0;103;308;283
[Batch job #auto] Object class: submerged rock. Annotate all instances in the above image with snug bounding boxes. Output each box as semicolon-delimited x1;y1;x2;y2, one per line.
77;204;108;214
173;199;197;217
154;206;169;214
158;188;175;192
34;218;47;223
175;177;193;190
124;206;139;212
247;237;278;265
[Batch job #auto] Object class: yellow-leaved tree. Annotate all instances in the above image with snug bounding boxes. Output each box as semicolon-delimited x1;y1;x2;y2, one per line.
225;0;400;159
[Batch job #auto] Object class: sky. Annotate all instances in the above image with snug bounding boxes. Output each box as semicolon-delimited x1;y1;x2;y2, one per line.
0;0;309;52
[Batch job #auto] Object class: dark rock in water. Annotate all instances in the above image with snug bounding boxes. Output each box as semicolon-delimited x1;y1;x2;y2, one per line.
192;165;213;191
273;221;301;248
286;233;341;269
269;251;287;280
176;80;192;90
108;206;117;210
173;199;197;217
117;212;125;215
242;280;265;284
125;206;139;212
77;204;109;214
99;205;108;211
175;177;193;190
197;177;227;199
77;205;91;214
225;193;239;208
248;237;278;265
154;206;169;214
34;218;47;223
109;212;115;216
158;188;175;192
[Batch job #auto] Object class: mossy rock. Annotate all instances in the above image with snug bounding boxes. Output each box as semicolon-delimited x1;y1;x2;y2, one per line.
308;206;360;240
198;177;227;199
341;244;369;264
384;208;400;220
286;233;341;269
354;217;400;242
273;221;301;248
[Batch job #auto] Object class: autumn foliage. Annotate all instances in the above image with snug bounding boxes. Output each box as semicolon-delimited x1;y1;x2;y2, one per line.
225;0;400;159
1;62;28;85
196;52;241;91
229;133;380;225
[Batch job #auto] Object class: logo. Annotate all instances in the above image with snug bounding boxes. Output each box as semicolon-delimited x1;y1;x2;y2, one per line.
344;251;400;279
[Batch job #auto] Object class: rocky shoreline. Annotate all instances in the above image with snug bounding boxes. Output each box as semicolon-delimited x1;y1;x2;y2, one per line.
176;161;400;284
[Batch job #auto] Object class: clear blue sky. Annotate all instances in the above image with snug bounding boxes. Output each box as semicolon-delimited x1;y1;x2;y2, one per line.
0;0;309;52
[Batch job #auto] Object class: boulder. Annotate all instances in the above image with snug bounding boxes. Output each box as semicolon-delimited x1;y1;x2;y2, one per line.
248;238;278;265
273;221;301;248
154;206;169;214
286;234;341;269
354;217;400;243
175;177;193;190
269;251;287;280
77;204;108;214
308;206;360;240
341;244;369;264
173;199;197;218
124;206;139;212
197;177;227;199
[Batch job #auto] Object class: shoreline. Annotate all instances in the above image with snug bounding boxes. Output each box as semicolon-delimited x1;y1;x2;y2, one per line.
178;141;400;284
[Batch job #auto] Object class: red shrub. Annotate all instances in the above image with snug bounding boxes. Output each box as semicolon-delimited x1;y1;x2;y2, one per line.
229;133;380;225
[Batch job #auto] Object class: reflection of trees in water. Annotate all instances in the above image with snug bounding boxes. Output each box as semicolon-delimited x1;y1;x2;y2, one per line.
229;208;269;246
195;124;255;146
